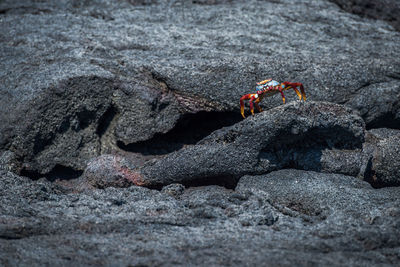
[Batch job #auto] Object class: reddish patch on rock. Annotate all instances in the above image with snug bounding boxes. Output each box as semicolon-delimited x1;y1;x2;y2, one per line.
81;154;144;189
119;166;146;186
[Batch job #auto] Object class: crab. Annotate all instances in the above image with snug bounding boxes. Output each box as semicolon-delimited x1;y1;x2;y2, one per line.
240;79;306;118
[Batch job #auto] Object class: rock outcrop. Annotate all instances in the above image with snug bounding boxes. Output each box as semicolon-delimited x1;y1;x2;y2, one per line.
1;0;400;265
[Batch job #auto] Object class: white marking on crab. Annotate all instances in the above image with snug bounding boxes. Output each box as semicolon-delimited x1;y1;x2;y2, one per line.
267;80;279;87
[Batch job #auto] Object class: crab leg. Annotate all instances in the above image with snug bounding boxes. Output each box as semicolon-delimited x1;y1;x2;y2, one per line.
240;98;245;118
299;83;306;101
249;94;260;115
279;89;286;104
240;94;252;118
293;87;302;100
240;93;260;118
254;102;263;113
282;82;306;101
291;82;306;101
283;82;306;101
249;98;255;115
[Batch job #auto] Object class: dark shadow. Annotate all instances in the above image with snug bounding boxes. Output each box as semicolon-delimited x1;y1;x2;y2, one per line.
20;164;83;182
257;125;362;173
118;111;242;155
258;147;323;173
362;157;380;188
181;175;239;190
366;113;400;130
96;105;117;138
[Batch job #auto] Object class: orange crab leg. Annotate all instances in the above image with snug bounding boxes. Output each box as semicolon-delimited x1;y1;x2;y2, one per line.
240;94;251;118
299;83;306;101
293;88;302;100
282;82;307;101
249;98;255;115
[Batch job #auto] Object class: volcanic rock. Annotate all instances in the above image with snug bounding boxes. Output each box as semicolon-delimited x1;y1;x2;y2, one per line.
137;101;366;187
1;0;400;265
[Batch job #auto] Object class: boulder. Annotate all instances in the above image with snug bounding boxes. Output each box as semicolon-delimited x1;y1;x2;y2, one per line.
137;101;366;187
81;154;140;189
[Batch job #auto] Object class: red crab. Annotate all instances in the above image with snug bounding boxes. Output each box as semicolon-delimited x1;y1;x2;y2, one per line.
240;79;306;118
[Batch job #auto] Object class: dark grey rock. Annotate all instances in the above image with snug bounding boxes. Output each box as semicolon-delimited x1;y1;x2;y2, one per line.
329;0;400;31
317;148;363;177
1;0;400;265
368;128;400;139
1;72;185;179
161;183;185;198
1;0;400;180
236;169;400;255
1;76;116;176
138;101;366;186
0;150;19;173
1;168;399;266
344;80;400;129
363;129;400;187
81;154;139;189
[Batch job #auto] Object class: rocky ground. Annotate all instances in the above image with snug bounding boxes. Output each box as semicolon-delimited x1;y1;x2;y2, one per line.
1;0;400;266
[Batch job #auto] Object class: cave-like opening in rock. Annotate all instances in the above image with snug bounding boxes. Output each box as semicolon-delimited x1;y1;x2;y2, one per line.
117;110;242;155
20;164;83;182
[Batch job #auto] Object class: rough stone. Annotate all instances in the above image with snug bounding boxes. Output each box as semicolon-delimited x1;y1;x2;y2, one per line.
344;80;400;129
363;129;400;187
1;0;400;265
1;0;400;180
236;169;400;256
161;183;185;198
329;0;400;31
137;101;366;187
81;154;140;189
1;169;399;266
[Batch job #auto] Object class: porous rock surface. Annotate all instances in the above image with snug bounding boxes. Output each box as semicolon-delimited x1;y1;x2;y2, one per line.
329;0;400;31
137;101;367;187
1;0;400;265
363;128;400;187
1;169;400;266
1;0;400;177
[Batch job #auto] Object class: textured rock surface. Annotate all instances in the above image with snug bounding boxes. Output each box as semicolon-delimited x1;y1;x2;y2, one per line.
81;154;140;189
137;101;366;187
329;0;400;31
1;0;400;265
1;169;399;266
1;0;400;178
363;128;400;187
